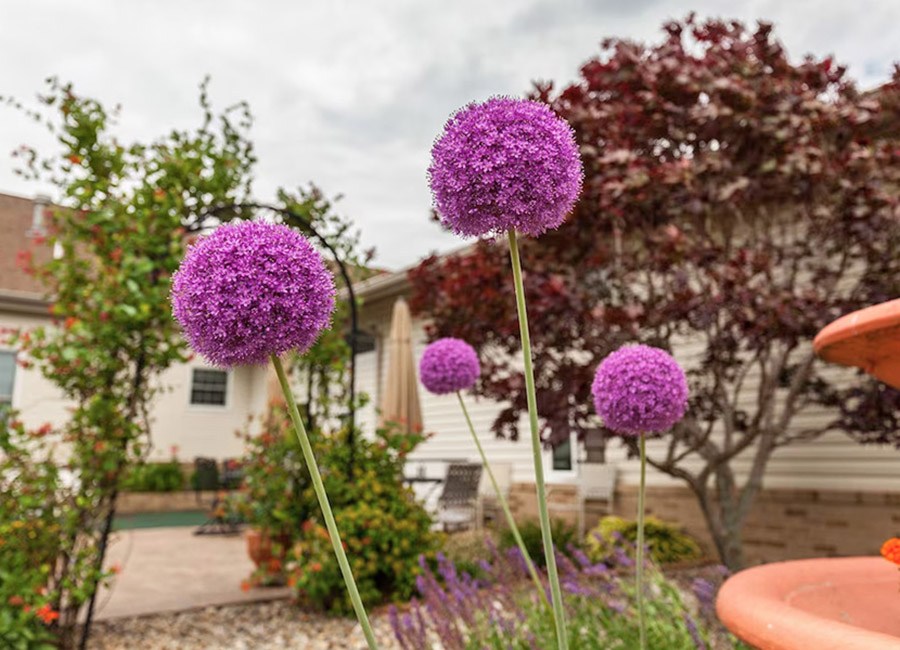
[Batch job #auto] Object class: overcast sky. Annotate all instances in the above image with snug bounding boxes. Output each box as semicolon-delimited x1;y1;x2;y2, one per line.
2;1;899;270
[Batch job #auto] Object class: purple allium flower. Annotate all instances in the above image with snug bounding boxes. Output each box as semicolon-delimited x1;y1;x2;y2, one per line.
428;97;583;238
419;338;480;395
171;221;335;367
591;344;689;436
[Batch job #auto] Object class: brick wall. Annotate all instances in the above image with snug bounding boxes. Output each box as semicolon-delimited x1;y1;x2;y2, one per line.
507;482;900;564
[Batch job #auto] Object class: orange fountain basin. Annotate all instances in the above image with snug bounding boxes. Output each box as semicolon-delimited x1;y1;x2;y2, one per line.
717;557;900;649
813;298;900;389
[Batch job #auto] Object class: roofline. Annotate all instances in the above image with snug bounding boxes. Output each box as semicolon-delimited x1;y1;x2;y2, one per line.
0;290;51;317
351;240;480;302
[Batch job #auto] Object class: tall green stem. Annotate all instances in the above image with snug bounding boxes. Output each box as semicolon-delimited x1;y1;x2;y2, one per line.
637;434;647;650
457;392;553;617
506;228;569;650
271;354;379;650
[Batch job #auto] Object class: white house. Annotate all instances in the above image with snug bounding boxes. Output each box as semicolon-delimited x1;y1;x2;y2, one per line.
351;252;900;564
0;192;268;463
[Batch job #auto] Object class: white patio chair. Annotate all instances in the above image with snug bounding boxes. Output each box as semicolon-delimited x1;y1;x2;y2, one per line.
549;463;617;538
475;462;512;530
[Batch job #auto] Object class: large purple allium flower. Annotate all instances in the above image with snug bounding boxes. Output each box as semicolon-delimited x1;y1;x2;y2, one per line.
591;344;689;436
428;97;583;238
419;338;481;395
171;221;335;367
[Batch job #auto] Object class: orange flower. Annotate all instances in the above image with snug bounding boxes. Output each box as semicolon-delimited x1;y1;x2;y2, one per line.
310;562;322;573
8;596;23;606
240;580;252;592
35;604;59;624
882;538;900;565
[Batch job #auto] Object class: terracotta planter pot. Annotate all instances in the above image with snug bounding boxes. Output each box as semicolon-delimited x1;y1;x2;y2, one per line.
717;557;900;649
245;529;290;582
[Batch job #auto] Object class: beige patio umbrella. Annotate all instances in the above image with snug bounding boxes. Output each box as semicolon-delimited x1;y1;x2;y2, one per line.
380;297;423;432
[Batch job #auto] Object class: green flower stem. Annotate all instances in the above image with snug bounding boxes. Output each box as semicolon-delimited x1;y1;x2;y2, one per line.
271;354;379;650
506;228;569;650
637;434;647;650
456;391;553;618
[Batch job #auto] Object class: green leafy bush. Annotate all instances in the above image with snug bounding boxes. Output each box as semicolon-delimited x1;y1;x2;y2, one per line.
441;530;496;580
286;420;440;613
498;518;579;567
120;459;185;492
586;515;703;565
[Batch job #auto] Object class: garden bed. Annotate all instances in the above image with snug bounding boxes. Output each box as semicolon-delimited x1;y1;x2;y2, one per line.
88;601;400;650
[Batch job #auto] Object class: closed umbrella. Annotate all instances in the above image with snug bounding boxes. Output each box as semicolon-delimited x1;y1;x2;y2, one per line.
380;297;423;432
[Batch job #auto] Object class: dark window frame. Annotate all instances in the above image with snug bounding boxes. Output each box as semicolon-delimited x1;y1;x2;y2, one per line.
190;368;228;407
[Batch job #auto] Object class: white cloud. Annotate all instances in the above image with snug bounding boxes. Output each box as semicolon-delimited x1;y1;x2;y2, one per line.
1;0;899;268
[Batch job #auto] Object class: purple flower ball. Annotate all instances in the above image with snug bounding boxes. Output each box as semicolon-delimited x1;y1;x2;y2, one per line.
428;97;583;238
419;338;481;395
591;344;689;436
171;221;335;367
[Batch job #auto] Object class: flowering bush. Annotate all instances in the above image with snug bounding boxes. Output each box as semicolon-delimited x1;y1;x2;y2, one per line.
586;516;703;566
390;543;744;650
284;420;440;613
0;416;69;649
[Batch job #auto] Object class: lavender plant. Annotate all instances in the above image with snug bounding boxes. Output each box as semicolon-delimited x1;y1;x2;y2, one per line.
390;541;721;650
419;338;550;616
592;344;689;650
429;96;583;650
171;220;379;649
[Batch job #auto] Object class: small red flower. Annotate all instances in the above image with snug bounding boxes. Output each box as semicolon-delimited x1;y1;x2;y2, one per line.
882;538;900;565
8;595;23;606
240;580;252;593
310;562;322;573
67;154;82;165
35;604;59;624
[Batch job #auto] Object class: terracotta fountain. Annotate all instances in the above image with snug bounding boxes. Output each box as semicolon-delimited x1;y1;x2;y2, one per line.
716;298;900;650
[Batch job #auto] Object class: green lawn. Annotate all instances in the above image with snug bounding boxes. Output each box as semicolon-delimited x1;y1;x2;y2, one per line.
113;510;209;530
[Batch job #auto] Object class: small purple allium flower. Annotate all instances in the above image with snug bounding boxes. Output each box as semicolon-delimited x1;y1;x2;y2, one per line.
428;97;583;238
171;221;335;367
419;338;480;395
591;344;689;436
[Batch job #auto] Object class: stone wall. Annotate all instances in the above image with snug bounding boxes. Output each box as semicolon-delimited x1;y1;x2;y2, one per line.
117;490;216;514
507;482;900;564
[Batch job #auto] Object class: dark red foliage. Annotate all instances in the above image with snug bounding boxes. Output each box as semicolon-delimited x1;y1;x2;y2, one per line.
409;16;900;568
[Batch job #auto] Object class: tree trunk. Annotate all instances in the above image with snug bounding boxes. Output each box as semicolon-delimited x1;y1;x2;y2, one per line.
691;483;747;571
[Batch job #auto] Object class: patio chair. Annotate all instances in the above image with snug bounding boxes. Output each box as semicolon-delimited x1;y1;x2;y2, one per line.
549;462;617;538
437;463;483;532
193;457;241;536
475;462;512;530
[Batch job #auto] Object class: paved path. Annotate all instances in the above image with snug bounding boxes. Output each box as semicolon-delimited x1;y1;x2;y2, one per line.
93;526;290;620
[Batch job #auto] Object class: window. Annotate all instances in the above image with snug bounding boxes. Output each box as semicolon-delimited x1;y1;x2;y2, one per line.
0;351;16;406
552;436;573;471
190;369;227;406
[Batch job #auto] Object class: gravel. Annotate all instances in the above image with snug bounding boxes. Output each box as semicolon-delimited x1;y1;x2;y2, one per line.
88;600;401;650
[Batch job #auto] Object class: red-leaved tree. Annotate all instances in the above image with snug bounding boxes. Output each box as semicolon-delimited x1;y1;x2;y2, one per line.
409;15;900;569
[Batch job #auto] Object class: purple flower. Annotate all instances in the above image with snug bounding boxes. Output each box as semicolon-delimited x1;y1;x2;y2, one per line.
419;338;480;395
171;221;335;367
428;97;583;238
591;344;689;436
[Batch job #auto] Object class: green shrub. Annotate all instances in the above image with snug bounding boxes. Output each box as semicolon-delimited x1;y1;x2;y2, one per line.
498;518;579;567
120;459;185;492
238;409;441;613
442;530;496;579
586;515;702;565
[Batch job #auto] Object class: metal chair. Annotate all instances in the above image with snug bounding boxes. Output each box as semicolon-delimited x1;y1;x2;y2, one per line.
475;462;512;529
193;457;240;536
549;463;617;538
437;463;483;532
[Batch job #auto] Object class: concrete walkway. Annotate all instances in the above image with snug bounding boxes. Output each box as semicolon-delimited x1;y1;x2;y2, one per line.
93;526;290;620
